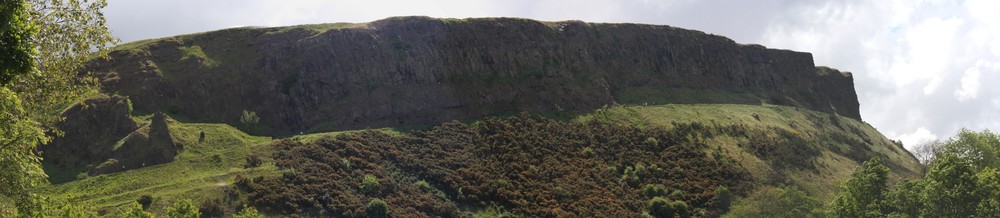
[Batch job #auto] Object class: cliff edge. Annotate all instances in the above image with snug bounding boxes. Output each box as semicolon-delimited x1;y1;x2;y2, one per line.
90;16;860;135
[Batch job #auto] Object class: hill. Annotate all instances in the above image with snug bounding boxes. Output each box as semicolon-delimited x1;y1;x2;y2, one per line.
37;17;922;217
39;104;920;217
88;16;859;136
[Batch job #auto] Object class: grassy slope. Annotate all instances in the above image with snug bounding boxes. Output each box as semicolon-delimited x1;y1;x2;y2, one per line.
38;121;275;215
574;103;921;199
38;103;921;215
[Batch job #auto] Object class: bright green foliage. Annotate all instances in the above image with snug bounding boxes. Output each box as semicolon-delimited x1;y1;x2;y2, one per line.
120;201;154;218
366;198;388;218
829;158;890;217
885;179;924;217
20;196;97;217
647;197;688;218
0;88;46;216
360;174;379;193
722;186;824;218
976;167;1000;217
234;205;264;218
166;199;200;218
933;129;1000;171
1;0;115;214
922;154;979;217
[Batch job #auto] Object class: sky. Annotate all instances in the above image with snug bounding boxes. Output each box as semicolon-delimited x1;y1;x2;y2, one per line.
103;0;1000;152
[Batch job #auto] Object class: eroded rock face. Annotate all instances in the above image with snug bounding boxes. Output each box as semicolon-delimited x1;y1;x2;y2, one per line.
40;98;178;176
41;95;138;170
104;112;177;175
91;16;861;136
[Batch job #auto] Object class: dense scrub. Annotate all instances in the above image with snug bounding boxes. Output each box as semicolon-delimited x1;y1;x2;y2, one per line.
237;114;751;217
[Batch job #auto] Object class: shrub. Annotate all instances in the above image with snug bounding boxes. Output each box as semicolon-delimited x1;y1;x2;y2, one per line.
120;201;153;218
647;197;687;218
137;194;153;209
234;205;264;218
244;155;261;168
643;184;668;197
198;198;225;218
366;198;389;218
581;147;595;157
211;154;223;163
240;110;260;134
415;180;432;192
166;199;200;218
645;137;659;147
360;174;379;193
712;186;734;211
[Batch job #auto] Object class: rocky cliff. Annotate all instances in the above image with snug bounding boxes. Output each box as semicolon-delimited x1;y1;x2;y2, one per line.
90;16;860;135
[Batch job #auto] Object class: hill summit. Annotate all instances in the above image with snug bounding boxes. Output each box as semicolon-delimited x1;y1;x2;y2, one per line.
91;16;859;136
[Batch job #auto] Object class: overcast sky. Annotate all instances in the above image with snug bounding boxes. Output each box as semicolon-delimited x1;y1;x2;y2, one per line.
104;0;1000;151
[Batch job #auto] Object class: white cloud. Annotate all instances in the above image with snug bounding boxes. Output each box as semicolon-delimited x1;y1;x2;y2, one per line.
955;61;984;101
895;127;938;151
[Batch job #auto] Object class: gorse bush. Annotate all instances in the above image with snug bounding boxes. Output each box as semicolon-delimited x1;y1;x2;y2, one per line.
122;201;154;218
360;174;379;193
366;198;388;218
234;205;264;218
166;199;200;218
647;197;688;218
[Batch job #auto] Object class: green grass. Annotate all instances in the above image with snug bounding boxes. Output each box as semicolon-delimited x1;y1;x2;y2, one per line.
38;120;273;215
574;103;922;199
38;103;921;215
178;46;218;68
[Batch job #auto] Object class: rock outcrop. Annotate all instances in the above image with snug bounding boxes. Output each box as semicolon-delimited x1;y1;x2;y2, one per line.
41;95;138;170
41;98;178;176
89;16;861;135
102;112;177;175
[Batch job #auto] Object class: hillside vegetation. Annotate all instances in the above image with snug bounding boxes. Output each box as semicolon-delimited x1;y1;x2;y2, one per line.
38;103;920;217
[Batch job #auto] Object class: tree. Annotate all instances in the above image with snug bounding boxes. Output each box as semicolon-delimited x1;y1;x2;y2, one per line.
976;167;1000;217
1;0;36;85
1;0;46;214
166;199;200;218
884;179;924;217
829;158;890;218
240;109;260;134
922;154;979;217
1;0;115;214
119;201;154;218
930;129;1000;170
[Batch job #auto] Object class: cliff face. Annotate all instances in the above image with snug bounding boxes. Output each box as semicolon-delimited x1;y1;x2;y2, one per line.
91;16;860;135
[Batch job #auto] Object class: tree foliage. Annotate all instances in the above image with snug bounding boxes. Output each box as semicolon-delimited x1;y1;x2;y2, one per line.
1;0;114;214
119;201;154;218
823;131;1000;218
166;199;200;218
829;158;890;217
